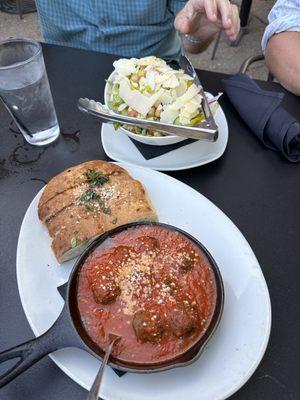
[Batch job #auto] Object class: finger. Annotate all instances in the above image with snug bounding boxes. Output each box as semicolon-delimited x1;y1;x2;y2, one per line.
233;4;240;36
174;2;197;34
225;28;237;41
225;25;239;41
224;24;237;41
175;0;206;34
175;15;190;34
203;0;218;23
224;19;236;37
216;0;232;29
224;5;240;40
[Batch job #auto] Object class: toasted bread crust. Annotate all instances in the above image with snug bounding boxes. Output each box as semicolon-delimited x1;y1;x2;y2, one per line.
39;161;127;207
38;161;157;263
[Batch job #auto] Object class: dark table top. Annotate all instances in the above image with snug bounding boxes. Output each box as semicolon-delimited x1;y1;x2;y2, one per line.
0;43;299;400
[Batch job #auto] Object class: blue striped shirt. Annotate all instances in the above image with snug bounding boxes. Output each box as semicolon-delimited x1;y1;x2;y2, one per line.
35;0;187;58
262;0;300;52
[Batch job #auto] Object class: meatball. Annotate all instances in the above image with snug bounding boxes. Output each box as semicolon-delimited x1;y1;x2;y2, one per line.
92;278;120;305
169;307;197;337
132;309;164;343
109;245;134;266
135;236;160;253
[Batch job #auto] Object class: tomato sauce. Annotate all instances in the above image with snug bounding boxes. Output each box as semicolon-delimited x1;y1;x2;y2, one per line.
76;225;217;365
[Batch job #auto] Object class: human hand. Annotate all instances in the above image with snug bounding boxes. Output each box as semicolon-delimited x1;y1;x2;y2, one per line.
175;0;240;42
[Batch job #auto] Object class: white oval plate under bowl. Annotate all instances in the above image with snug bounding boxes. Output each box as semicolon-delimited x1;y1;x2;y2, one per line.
101;93;228;171
17;163;271;400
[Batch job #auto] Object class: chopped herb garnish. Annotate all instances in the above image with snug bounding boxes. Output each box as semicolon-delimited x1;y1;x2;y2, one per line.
86;169;100;181
84;204;93;212
98;199;105;208
85;169;109;187
97;199;110;214
111;218;117;224
78;171;112;214
80;188;99;202
71;236;77;248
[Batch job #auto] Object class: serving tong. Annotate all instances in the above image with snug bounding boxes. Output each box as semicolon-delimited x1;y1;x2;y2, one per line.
78;98;218;141
178;35;218;135
78;41;218;141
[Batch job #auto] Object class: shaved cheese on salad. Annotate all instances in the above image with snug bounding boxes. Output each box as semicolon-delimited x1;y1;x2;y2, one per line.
119;80;162;116
168;84;201;111
160;108;180;124
108;56;207;137
113;58;137;76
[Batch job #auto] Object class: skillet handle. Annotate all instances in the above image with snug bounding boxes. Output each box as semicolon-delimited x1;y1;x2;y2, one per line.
0;330;59;388
0;304;79;388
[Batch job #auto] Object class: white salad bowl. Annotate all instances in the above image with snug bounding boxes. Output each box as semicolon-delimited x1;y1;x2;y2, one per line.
104;71;185;146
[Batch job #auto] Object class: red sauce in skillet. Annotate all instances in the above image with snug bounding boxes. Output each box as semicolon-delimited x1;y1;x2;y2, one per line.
76;225;217;364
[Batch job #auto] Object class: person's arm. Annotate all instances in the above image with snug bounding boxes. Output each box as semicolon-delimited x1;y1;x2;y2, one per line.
262;0;300;95
173;0;240;54
265;31;300;96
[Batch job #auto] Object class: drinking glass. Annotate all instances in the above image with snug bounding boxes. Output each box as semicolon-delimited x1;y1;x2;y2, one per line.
0;38;60;146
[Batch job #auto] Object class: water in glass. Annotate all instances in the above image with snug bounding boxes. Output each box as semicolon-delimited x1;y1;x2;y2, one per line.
0;39;60;146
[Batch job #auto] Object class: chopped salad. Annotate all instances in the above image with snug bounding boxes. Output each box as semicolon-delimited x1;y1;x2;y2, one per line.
107;56;206;137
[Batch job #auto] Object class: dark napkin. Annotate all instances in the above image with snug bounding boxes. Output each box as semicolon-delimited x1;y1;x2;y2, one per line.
130;137;197;160
222;73;300;162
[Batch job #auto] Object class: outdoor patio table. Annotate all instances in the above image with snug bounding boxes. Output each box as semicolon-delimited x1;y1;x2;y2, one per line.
0;43;299;400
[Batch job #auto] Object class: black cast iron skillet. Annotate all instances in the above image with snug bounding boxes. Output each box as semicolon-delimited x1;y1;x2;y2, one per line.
0;222;224;388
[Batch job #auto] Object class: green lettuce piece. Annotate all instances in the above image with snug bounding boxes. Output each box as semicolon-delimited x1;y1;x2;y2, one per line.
190;114;205;126
113;93;124;106
174;116;181;125
113;122;122;130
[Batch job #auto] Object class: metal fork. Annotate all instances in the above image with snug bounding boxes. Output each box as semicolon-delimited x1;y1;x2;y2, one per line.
86;334;121;400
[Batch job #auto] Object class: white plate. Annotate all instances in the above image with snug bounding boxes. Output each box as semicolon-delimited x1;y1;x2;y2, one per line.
101;95;228;171
17;163;271;400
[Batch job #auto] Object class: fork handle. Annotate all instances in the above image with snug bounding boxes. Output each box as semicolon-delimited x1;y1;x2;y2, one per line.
86;338;118;400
